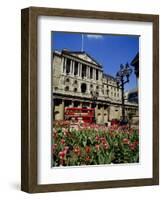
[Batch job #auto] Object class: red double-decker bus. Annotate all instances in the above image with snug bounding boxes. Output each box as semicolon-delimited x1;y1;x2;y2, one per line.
64;107;95;123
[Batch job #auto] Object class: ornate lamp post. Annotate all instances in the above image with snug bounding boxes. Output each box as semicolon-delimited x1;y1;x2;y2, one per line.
116;63;132;122
91;91;98;124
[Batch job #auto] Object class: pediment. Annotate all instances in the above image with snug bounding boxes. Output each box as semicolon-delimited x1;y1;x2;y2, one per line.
71;53;100;66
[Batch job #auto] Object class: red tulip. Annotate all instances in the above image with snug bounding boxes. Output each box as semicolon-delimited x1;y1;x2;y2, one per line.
85;156;90;161
100;137;107;144
58;151;65;160
122;138;130;145
61;139;65;145
85;146;91;153
95;135;100;141
103;142;109;150
129;143;136;150
95;144;100;151
74;146;81;156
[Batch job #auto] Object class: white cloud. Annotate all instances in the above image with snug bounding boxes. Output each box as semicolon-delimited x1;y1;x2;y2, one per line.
86;34;103;39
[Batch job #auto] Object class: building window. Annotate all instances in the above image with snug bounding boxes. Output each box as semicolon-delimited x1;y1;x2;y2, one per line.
90;67;93;79
98;104;102;109
81;83;87;93
66;78;70;83
74;101;80;107
65;86;69;91
103;105;107;110
74;61;78;76
82;102;90;108
65;100;71;107
54;99;62;106
66;58;71;74
74;80;78;85
74;88;77;92
96;69;99;80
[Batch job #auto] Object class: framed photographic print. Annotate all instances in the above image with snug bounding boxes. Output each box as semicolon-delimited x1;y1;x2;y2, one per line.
21;7;159;193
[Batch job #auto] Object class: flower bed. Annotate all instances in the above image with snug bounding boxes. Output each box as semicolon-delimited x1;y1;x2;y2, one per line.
52;121;139;167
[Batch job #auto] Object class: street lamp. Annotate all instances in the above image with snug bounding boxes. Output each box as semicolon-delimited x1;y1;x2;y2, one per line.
116;63;132;122
91;91;98;124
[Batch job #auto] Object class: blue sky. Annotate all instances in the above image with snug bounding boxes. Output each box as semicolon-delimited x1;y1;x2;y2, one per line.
52;32;139;91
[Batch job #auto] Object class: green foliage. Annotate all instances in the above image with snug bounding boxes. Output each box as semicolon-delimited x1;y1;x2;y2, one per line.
52;124;139;166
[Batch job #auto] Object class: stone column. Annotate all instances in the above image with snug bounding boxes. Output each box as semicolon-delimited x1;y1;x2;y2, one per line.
79;102;82;108
98;70;100;81
79;63;82;77
70;60;73;75
101;105;104;124
98;70;100;80
88;66;90;79
61;57;64;73
59;99;65;120
77;62;80;76
103;106;107;124
94;68;96;80
87;66;90;79
63;57;67;74
72;61;75;76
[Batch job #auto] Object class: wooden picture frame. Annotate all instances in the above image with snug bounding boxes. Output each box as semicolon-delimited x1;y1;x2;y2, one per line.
21;7;159;193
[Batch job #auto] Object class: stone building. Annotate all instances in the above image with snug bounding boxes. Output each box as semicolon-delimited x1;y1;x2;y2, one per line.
125;88;138;104
52;49;138;124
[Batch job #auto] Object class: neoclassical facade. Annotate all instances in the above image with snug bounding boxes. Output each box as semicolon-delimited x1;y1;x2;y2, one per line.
52;49;138;124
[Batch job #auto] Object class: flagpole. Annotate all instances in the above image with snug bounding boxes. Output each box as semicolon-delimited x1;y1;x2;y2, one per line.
81;34;84;51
